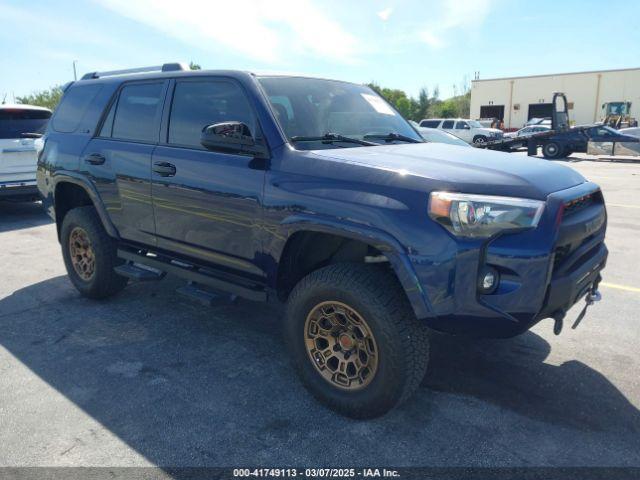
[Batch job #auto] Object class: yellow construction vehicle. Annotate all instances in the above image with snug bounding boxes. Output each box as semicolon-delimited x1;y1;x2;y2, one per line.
601;101;638;129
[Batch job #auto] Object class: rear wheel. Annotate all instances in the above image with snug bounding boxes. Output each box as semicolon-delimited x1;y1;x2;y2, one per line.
285;263;430;418
542;141;566;159
61;206;128;299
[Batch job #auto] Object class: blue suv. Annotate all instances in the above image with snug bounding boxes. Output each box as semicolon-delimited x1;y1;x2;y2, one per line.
37;64;607;418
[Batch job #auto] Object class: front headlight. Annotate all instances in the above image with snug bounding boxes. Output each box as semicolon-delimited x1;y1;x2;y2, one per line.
428;192;545;238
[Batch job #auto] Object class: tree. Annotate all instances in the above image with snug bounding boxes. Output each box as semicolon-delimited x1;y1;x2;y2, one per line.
16;86;64;110
189;61;201;70
367;78;470;121
431;98;458;118
366;83;415;119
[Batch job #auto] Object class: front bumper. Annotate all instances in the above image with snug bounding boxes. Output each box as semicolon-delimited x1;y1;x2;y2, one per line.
0;180;39;199
537;238;607;320
411;182;607;338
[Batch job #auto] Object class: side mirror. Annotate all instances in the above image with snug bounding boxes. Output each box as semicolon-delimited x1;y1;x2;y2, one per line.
200;122;268;157
464;124;471;129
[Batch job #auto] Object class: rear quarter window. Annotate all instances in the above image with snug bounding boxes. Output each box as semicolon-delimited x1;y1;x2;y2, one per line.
0;109;51;139
420;120;440;128
52;84;103;133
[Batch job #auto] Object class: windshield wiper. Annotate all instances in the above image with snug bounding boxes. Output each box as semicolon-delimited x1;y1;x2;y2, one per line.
363;132;422;143
290;133;377;147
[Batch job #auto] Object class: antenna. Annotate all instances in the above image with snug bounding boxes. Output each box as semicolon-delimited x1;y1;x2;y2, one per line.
73;60;78;81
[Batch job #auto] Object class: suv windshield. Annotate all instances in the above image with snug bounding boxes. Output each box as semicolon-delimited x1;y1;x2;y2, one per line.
468;120;483;128
257;77;422;149
0;108;51;139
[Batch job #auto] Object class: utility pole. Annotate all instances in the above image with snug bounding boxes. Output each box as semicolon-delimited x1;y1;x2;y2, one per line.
73;60;78;81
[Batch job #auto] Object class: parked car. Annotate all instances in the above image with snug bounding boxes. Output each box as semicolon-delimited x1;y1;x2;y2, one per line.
417;127;471;147
504;125;551;139
0;104;51;200
619;127;640;139
525;117;552;128
503;125;551;149
38;64;607;418
419;118;503;144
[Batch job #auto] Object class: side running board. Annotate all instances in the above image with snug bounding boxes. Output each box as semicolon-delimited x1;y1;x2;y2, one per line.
114;263;165;281
116;248;267;302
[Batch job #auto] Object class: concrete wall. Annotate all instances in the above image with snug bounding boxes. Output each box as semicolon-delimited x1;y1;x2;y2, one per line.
470;68;640;129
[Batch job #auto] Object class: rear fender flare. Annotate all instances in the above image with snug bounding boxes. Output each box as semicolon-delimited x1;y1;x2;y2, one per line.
52;172;120;239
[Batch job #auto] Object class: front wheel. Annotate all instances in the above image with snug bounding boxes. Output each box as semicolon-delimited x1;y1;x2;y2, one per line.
61;206;128;299
284;263;430;418
473;135;488;145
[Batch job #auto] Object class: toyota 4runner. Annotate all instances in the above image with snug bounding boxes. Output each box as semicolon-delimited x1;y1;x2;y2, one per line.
37;64;607;418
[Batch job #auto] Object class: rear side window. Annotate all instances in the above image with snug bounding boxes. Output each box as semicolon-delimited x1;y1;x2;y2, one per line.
112;82;164;143
52;84;102;133
98;100;116;138
420;120;440;128
0;109;51;139
442;120;454;129
168;80;256;148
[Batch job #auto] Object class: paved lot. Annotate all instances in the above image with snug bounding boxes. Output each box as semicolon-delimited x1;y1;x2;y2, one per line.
0;157;639;467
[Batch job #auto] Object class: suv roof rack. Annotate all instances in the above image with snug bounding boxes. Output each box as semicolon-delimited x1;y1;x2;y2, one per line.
81;62;189;80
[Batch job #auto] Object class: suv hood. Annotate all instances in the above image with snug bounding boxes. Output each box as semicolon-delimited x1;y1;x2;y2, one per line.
308;143;585;200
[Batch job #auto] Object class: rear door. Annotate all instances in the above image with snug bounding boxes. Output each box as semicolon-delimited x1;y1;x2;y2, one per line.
150;77;267;279
82;81;167;246
0;108;51;185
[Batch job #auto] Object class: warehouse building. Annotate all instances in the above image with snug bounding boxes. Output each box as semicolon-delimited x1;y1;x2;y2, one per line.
470;67;640;130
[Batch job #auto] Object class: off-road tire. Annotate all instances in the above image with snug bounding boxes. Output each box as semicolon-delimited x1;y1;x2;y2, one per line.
61;206;128;299
542;141;566;159
285;263;429;419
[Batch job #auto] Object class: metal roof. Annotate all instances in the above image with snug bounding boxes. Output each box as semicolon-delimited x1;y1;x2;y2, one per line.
472;67;640;83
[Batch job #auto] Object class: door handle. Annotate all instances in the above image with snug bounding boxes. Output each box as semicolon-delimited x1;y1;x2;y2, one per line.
153;161;176;177
84;153;106;165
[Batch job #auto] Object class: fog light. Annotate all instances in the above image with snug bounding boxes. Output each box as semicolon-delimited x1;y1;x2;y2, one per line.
478;267;499;294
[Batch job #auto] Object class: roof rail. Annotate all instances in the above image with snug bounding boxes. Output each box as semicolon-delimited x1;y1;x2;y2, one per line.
81;62;189;80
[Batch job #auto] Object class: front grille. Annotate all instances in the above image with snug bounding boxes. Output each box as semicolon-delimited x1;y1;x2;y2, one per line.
552;190;605;275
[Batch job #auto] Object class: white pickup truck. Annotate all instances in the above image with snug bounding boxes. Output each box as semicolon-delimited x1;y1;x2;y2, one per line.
0;104;51;200
419;118;503;145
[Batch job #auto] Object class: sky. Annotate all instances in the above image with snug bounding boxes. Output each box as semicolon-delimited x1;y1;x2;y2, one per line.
1;0;639;102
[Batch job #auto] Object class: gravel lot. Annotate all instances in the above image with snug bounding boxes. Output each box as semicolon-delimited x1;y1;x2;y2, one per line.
0;156;639;468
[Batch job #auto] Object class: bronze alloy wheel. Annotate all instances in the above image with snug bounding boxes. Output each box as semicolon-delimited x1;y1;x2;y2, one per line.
68;226;96;281
304;301;379;391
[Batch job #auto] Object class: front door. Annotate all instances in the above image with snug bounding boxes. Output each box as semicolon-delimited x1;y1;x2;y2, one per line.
440;119;456;136
82;81;167;246
151;78;267;279
453;120;472;142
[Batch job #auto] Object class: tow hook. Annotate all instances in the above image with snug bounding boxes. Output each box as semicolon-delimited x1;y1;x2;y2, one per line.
571;286;602;330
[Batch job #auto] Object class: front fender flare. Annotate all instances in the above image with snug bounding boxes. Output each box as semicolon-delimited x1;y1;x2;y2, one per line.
279;214;434;319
